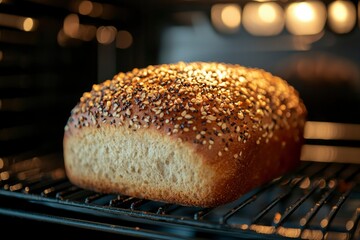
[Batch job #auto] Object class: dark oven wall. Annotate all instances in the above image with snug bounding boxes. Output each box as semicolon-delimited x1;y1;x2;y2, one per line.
0;0;163;156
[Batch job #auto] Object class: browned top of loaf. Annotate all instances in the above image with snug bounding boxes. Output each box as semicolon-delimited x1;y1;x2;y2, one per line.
65;62;306;163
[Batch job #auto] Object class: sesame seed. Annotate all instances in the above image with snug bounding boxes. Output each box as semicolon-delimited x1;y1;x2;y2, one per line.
238;112;244;120
212;107;219;113
106;101;111;109
206;115;217;121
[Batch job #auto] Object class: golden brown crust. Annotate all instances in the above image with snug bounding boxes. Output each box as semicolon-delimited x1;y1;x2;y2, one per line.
64;61;306;207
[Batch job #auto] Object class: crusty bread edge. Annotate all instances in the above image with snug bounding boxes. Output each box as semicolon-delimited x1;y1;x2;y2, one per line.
64;124;302;207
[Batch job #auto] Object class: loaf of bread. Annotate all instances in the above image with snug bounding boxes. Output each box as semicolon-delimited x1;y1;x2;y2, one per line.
63;62;306;207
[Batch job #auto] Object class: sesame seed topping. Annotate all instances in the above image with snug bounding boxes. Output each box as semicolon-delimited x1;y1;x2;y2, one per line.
67;62;306;160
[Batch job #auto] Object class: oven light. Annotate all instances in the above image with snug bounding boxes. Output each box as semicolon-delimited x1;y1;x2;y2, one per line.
242;2;284;36
0;171;9;181
63;14;80;38
293;2;315;23
116;30;133;49
211;4;241;33
285;1;326;35
79;0;93;16
0;13;38;32
221;5;241;29
97;26;117;44
304;121;360;140
258;3;276;23
301;145;360;163
328;0;356;34
78;0;103;18
62;14;97;42
22;17;36;32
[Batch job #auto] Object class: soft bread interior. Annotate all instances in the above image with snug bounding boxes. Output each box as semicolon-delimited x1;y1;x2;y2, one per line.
64;126;216;204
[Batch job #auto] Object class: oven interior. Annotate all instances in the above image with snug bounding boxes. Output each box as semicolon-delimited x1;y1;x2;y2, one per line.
0;0;360;239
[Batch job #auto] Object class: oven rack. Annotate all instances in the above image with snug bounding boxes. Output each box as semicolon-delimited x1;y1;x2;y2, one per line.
0;152;359;239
